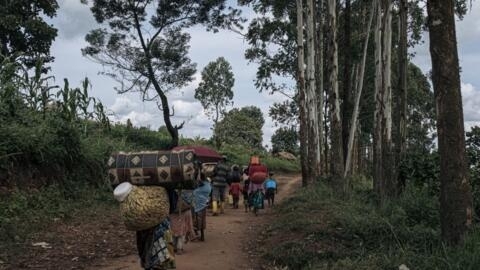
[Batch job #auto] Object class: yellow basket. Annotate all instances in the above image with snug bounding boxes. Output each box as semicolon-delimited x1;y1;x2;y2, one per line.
119;185;170;231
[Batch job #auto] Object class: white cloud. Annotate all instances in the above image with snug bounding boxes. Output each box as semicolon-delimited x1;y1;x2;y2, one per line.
171;100;204;118
262;115;278;149
462;83;480;130
168;74;201;103
112;111;155;128
110;96;139;116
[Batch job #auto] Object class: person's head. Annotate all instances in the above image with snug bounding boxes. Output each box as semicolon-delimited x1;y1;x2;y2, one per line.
221;155;227;163
269;172;274;177
233;165;239;171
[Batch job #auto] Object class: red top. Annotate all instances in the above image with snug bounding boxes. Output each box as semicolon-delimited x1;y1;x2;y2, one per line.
229;183;242;196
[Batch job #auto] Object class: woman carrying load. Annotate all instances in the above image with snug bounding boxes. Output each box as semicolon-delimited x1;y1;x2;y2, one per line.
169;190;196;255
192;171;212;241
135;188;178;269
248;177;265;216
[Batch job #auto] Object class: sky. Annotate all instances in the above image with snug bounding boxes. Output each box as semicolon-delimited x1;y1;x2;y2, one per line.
47;1;480;147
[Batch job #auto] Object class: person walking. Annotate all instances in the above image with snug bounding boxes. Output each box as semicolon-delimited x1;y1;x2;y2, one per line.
169;191;195;255
192;172;211;241
242;168;251;212
229;182;242;209
248;176;265;216
211;156;230;215
264;172;278;207
136;188;178;269
228;165;242;209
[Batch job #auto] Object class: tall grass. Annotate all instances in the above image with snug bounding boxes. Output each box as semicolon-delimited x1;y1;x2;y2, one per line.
262;177;480;270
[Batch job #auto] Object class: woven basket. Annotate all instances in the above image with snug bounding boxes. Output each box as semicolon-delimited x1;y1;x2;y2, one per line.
119;185;170;231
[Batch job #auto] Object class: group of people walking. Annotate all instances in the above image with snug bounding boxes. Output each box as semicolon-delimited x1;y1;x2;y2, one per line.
135;156;278;269
212;157;278;216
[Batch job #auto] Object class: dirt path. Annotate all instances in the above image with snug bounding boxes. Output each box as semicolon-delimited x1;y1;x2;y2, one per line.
90;174;301;270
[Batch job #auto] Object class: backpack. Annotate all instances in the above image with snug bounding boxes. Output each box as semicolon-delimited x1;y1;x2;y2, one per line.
248;164;268;184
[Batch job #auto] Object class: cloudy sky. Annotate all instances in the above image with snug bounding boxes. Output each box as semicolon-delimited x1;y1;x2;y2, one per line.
48;1;480;147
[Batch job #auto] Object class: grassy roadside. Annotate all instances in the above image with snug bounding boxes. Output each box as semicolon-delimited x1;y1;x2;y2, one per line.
258;177;480;270
0;182;114;247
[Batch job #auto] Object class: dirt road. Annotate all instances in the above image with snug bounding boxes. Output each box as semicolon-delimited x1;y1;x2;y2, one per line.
90;174;301;270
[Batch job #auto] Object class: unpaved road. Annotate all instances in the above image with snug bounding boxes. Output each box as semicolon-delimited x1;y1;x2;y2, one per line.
90;174;301;270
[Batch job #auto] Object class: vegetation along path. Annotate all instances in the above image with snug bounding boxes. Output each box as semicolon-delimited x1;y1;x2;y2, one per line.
90;174;301;270
0;174;299;270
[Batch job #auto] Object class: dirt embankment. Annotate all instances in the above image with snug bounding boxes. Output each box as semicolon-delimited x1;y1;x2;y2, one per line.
1;174;301;270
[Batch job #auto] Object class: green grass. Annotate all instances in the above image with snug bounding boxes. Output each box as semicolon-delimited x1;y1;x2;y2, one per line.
261;177;480;270
0;181;114;245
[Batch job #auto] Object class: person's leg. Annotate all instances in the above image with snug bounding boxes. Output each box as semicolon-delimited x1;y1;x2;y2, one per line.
244;194;248;212
219;187;225;214
173;236;179;252
212;187;219;216
200;209;206;241
177;235;185;253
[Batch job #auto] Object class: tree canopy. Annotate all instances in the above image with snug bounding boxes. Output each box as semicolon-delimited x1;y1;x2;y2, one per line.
195;57;235;125
0;0;59;68
214;106;264;149
271;126;299;154
82;0;243;147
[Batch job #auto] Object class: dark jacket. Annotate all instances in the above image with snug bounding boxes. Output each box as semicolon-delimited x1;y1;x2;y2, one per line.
212;162;230;187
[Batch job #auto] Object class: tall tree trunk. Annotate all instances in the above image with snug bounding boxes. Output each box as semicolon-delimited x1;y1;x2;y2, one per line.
373;0;393;201
373;0;384;198
427;0;473;245
133;10;180;148
306;0;319;184
382;0;394;198
326;0;344;192
297;0;309;187
395;0;408;194
324;89;330;176
344;0;376;178
315;0;324;178
342;0;352;166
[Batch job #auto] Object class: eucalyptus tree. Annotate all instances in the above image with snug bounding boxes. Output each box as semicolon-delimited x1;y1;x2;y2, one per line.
82;0;243;148
373;0;394;200
296;0;309;186
427;0;473;245
306;0;321;182
344;0;376;178
326;0;345;191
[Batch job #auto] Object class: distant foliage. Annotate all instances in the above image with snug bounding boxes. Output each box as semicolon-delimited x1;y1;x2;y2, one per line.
466;126;480;216
214;106;264;149
271;126;299;154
